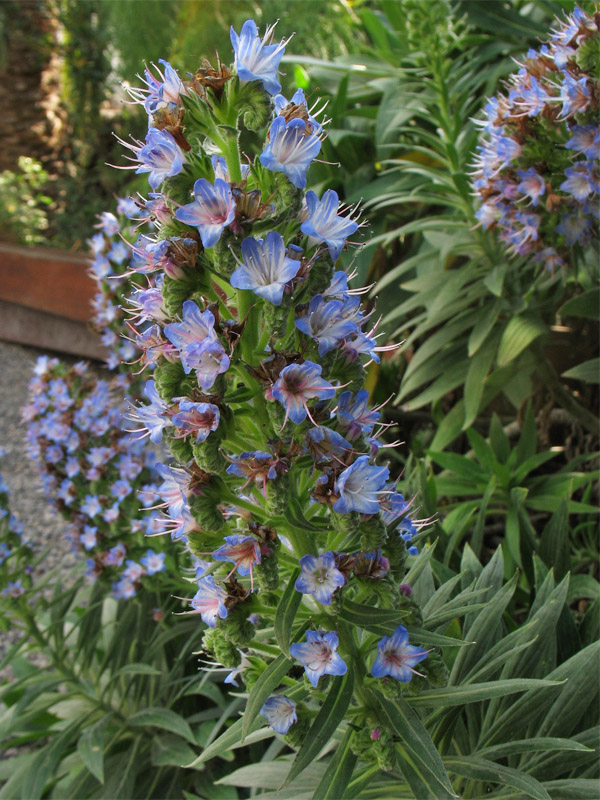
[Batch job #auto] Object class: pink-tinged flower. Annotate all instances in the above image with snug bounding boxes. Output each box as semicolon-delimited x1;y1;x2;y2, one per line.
230;19;289;95
295;294;357;356
126;59;186;115
117;128;184;190
260;695;297;734
260;117;322;189
333;456;389;515
172;400;220;442
189;576;228;628
122;560;145;582
295;552;345;605
212;535;261;588
272;361;337;426
371;625;428;682
164;301;230;390
565;125;600;160
155;462;189;518
560;163;595;203
516;167;546;206
230;232;301;306
175;178;235;248
301;190;359;259
290;630;347;688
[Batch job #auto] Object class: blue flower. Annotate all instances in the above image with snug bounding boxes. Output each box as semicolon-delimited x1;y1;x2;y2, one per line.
290;630;347;687
140;550;166;575
175;178;235;248
516;167;546;206
127;380;173;444
272;361;336;426
230;19;288;94
301;190;359;259
559;74;590;118
164;301;230;390
260;695;297;734
556;211;593;245
565;125;600;160
371;625;428;682
259;117;321;189
295;552;345;605
295;294;357;356
333;456;389;515
212;535;261;580
560;162;595;203
190;576;228;628
172;400;220;442
336;390;381;439
230;232;300;306
274;88;323;132
135;128;184;190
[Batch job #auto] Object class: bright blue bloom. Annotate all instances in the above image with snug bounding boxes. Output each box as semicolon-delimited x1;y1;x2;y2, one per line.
80;526;98;552
295;552;345;605
175;178;235;248
290;630;347;688
112;578;136;600
559;74;590;118
272;361;336;426
306;426;351;461
230;232;300;306
172;400;220;442
259;117;321;189
111;479;132;501
260;695;297;734
301;190;359;259
371;625;428;682
190;576;228;628
136;128;184;190
333;456;389;515
155;463;189;519
81;494;102;519
230;19;287;94
295;294;357;356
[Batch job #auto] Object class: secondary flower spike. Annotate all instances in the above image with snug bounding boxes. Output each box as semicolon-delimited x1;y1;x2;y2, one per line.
371;625;428;682
290;630;347;687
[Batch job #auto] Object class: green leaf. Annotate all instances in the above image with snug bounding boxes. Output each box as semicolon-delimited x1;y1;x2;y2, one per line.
463;331;498;428
562;358;600;383
408;679;562;708
567;574;600;602
539;497;570;580
444;755;551;800
274;570;302;656
128;707;196;744
369;690;456;799
116;662;162;677
477;736;593;761
186;715;268;768
340;599;409;635
483;265;506;297
542;779;600;799
468;299;501;356
428;451;486;482
285;668;354;786
497;314;547;368
559;288;600;319
311;727;357;800
241;654;293;742
77;716;110;784
151;734;197;768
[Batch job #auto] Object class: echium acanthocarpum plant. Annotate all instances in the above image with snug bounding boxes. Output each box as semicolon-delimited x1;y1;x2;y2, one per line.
0;451;33;603
472;5;599;270
121;21;448;775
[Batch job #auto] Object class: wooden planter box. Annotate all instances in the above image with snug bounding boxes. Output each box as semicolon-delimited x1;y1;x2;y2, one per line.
0;242;107;360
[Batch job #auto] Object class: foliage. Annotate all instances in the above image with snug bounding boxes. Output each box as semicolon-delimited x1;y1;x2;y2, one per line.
0;576;243;799
285;0;598;453
206;547;600;799
0;157;51;245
